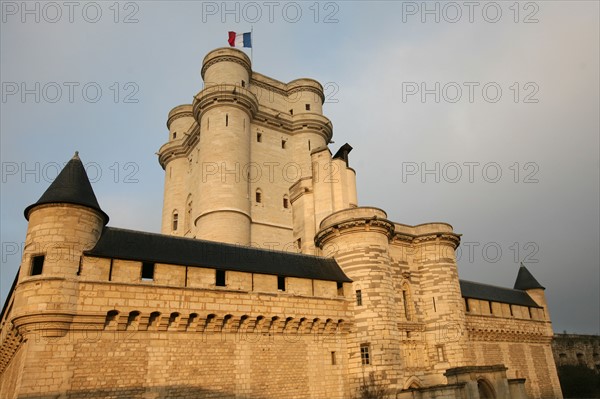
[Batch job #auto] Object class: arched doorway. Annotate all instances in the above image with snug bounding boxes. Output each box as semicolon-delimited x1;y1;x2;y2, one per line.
477;379;495;399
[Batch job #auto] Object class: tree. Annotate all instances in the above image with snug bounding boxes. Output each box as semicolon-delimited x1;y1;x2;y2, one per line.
356;372;387;399
557;364;600;398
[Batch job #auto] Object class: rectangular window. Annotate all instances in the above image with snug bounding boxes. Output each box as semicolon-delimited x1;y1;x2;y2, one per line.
305;104;311;111
331;351;337;365
296;238;302;250
289;109;293;115
255;191;262;203
337;282;344;296
281;140;287;149
173;132;177;139
257;132;262;142
436;345;445;362
216;269;226;287
141;262;155;281
360;344;370;365
356;290;363;306
283;197;289;208
241;80;245;87
172;213;178;231
278;275;286;291
30;255;45;276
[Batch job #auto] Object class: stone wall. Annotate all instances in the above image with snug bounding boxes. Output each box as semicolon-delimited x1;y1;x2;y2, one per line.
552;333;600;372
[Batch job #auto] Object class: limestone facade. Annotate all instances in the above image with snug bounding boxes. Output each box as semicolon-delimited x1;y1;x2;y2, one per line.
0;48;563;399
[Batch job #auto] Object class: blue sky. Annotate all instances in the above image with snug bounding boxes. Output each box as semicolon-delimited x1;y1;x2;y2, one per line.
1;1;599;334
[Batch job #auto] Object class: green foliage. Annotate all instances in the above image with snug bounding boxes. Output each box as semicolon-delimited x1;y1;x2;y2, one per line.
557;365;600;398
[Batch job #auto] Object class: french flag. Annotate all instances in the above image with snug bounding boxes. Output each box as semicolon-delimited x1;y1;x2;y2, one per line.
228;31;252;48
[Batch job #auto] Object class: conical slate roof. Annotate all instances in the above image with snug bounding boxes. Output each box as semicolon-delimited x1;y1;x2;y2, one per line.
514;263;545;290
24;152;109;224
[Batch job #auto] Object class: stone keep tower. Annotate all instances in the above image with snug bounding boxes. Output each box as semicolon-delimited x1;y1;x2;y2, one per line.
158;48;354;251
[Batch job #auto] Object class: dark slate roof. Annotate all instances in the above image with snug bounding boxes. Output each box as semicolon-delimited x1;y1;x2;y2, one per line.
85;227;352;282
24;152;109;224
459;280;541;308
514;264;545;290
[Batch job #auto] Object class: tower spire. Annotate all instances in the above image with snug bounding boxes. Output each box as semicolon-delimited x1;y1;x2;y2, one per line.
24;152;109;224
514;263;545;290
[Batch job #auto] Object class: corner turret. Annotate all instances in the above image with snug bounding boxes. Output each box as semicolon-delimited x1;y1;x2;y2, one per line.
13;152;107;338
19;152;107;279
514;263;549;321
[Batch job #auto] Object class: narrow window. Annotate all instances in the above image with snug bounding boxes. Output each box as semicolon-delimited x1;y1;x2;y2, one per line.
207;117;210;130
283;196;289;209
289;109;293;115
141;262;155;281
173;132;177;139
305;104;310;111
281;140;287;149
241;80;245;87
225;114;228;126
489;301;494;314
257;132;262;142
172;212;179;231
356;290;363;306
402;289;410;320
360;344;370;365
30;255;45;276
278;276;286;291
437;345;446;362
216;269;226;287
77;256;82;276
337;282;344;296
255;190;262;203
108;259;114;281
465;298;470;312
297;238;302;250
308;140;311;151
331;351;337;365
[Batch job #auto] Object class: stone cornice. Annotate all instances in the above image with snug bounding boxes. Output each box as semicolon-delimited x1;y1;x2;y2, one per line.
157;123;200;169
201;53;252;80
166;104;194;129
392;231;461;249
193;84;259;120
315;216;395;248
251;76;325;104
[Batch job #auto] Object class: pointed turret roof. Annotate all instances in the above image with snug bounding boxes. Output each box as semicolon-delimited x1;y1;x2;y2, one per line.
514;263;545;290
24;152;109;224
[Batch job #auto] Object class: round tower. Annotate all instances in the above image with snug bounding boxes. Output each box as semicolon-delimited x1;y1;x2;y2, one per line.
409;222;467;383
286;79;331;180
159;104;195;236
14;152;107;337
193;48;258;245
21;152;107;278
316;207;403;391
